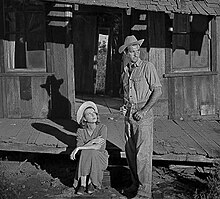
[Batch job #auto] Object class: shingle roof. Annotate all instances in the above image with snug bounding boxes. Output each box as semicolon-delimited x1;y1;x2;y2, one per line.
49;0;220;15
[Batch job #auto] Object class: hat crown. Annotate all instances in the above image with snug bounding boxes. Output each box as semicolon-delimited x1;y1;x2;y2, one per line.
124;35;138;46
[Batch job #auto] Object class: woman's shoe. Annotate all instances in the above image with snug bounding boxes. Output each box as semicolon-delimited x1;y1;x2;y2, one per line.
87;183;95;194
77;186;86;195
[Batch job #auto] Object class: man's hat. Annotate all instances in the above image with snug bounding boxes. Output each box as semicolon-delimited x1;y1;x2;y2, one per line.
118;35;144;54
76;101;98;124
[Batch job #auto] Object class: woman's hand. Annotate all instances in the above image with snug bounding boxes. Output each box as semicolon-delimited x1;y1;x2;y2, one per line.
70;148;79;160
92;136;105;145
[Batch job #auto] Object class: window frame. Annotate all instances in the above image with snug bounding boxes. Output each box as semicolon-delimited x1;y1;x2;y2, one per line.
3;0;47;73
164;14;217;78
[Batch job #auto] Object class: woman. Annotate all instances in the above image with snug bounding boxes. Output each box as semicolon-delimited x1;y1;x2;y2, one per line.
71;101;109;195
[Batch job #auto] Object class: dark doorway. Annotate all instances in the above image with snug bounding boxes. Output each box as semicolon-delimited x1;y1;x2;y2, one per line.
73;10;123;97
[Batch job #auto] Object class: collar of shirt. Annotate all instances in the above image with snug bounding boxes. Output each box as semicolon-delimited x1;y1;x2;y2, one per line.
124;58;142;73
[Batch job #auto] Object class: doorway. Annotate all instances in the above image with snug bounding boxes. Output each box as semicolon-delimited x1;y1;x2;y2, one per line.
94;28;110;94
73;11;123;97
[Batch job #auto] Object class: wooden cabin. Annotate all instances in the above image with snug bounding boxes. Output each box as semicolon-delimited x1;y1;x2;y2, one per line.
0;0;220;164
1;0;220;121
0;0;220;120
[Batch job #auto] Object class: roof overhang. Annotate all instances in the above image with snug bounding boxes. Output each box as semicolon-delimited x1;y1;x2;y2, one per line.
44;0;220;15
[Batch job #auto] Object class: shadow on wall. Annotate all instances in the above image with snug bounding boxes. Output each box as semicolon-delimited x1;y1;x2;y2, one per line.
41;75;71;119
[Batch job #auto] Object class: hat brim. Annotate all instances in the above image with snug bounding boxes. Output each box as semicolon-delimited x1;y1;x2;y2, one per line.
76;101;98;124
118;39;144;54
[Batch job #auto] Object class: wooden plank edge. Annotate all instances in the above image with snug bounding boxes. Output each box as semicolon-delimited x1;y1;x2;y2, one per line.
0;142;69;154
121;151;218;163
0;142;218;164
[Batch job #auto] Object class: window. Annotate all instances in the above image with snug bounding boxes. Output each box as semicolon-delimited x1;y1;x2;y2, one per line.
171;14;213;73
4;0;46;71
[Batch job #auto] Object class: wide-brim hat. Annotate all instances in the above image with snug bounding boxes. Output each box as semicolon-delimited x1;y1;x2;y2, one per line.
118;35;144;54
76;101;98;124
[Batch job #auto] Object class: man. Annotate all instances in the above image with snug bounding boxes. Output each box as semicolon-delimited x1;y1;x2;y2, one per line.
119;35;162;199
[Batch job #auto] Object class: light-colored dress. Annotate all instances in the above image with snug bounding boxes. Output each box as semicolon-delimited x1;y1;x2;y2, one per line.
73;123;109;188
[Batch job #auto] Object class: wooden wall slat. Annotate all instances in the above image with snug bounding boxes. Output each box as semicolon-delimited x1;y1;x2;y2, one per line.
196;76;215;115
168;78;175;119
0;40;3;73
0;78;3;118
216;16;220;115
1;76;7;117
32;76;49;118
174;77;184;118
66;43;75;117
19;76;32;118
6;77;21;118
183;76;199;116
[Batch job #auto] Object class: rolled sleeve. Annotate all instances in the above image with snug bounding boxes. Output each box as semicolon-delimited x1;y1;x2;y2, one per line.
145;62;162;91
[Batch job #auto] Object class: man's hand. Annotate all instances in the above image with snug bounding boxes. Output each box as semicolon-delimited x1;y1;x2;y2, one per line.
133;110;145;121
120;105;127;116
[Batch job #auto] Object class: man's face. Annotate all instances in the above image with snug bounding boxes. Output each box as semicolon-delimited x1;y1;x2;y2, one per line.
126;44;140;63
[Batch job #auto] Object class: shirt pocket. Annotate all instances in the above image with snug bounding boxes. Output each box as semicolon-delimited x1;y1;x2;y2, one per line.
132;76;146;99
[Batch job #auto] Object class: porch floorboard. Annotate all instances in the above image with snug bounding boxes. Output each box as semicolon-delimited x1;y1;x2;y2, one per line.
0;95;220;164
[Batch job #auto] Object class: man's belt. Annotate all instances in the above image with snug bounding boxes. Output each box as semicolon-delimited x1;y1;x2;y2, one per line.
125;101;146;110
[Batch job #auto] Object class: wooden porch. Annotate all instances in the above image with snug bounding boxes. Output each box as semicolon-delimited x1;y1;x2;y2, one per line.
0;95;220;164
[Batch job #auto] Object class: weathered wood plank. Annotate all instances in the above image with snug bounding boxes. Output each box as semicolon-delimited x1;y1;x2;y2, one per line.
174;120;207;155
154;118;178;154
66;43;75;117
32;76;49;118
187;121;220;157
174;77;184;118
15;119;32;143
27;119;40;144
195;120;220;148
1;77;7;117
31;119;58;147
153;138;168;155
161;119;197;154
183;77;199;117
19;76;32;118
0;40;4;73
206;120;220;131
0;119;27;140
0;142;66;154
159;118;188;154
216;17;220;113
176;120;218;157
196;76;215;116
101;114;125;151
0;78;4;118
6;77;21;118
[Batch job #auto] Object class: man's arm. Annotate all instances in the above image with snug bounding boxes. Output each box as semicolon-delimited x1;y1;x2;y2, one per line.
142;86;162;113
133;87;162;121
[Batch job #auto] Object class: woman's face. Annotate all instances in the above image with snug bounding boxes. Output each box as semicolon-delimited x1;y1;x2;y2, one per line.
83;107;98;123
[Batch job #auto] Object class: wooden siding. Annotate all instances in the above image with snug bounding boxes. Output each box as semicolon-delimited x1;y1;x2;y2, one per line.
168;75;217;119
148;12;168;117
0;75;50;118
0;3;75;119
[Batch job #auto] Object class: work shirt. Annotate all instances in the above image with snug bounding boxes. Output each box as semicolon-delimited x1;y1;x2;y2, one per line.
121;59;162;105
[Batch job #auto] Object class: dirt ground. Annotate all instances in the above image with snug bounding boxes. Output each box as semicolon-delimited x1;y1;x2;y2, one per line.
0;151;212;199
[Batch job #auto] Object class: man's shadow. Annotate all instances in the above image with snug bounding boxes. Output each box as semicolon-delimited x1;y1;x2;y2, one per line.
29;75;81;186
41;75;71;119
